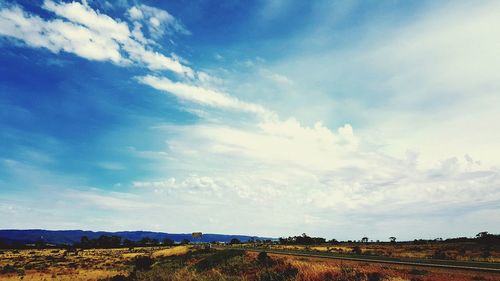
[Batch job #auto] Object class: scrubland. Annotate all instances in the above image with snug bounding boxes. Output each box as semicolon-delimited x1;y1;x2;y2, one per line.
0;245;498;281
248;242;500;263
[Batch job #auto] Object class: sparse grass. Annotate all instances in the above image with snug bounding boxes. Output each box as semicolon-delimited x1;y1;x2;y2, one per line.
151;246;190;258
0;246;498;281
259;242;500;263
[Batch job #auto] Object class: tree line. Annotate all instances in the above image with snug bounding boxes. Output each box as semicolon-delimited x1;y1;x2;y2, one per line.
0;231;498;249
77;235;191;248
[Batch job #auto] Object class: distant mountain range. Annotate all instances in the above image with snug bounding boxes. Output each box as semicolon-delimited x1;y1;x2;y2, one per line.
0;229;274;245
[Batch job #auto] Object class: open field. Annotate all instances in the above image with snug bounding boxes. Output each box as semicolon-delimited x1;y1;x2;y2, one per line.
0;246;189;280
234;242;500;263
0;245;499;281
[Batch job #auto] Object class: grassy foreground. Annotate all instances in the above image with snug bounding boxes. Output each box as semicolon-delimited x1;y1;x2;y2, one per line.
0;246;498;281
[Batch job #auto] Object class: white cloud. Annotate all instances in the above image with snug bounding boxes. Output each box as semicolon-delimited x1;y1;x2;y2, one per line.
137;75;269;115
260;68;293;86
135;116;500;238
0;5;123;63
128;6;143;20
0;1;193;76
126;4;190;38
43;0;131;42
2;1;499;239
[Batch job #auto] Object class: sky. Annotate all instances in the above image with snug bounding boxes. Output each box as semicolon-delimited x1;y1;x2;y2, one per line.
0;0;499;241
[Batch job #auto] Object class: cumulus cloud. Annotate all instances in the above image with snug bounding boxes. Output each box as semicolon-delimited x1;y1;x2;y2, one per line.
133;117;500;238
0;1;193;76
0;5;123;63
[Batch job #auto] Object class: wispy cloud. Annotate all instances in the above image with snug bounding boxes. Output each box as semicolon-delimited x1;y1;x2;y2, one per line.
136;75;270;115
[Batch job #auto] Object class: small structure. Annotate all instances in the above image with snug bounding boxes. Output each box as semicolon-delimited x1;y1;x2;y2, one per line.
192;232;203;239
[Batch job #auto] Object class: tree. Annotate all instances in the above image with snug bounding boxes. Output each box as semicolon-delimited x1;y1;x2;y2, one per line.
96;235;122;248
163;238;174;246
123;239;135;248
361;237;369;243
475;231;500;244
476;232;489;239
230;238;241;245
389;237;397;243
180;239;190;245
328;239;339;244
80;236;91;248
140;237;158;246
35;238;46;248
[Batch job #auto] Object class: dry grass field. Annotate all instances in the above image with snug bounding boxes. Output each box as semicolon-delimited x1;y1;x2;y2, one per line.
0;246;190;280
0;245;498;281
248;242;500;263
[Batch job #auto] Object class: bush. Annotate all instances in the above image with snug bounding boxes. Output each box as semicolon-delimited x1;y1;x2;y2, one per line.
259;265;298;281
352;246;362;255
257;252;275;267
367;272;383;281
102;275;131;281
195;249;245;271
1;264;18;274
134;256;154;271
337;266;365;281
432;250;448;260
408;269;428;275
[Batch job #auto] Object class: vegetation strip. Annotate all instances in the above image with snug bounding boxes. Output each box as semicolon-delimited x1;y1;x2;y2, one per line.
217;247;500;273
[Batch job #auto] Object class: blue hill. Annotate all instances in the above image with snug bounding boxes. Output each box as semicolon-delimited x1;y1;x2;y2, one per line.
0;229;274;245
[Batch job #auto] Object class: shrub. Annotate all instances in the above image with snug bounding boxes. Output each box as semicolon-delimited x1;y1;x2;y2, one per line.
259;265;298;281
257;251;275;267
408;269;428;275
367;272;383;281
195;249;245;271
107;274;131;281
1;264;18;274
134;256;154;271
337;266;365;281
432;250;448;260
352;246;362;255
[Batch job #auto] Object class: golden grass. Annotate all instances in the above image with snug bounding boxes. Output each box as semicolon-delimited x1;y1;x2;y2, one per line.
0;269;126;281
151;245;190;258
288;258;339;281
1;245;499;281
265;242;500;263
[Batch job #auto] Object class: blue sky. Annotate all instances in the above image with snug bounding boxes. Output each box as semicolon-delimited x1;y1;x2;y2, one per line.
1;0;499;240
